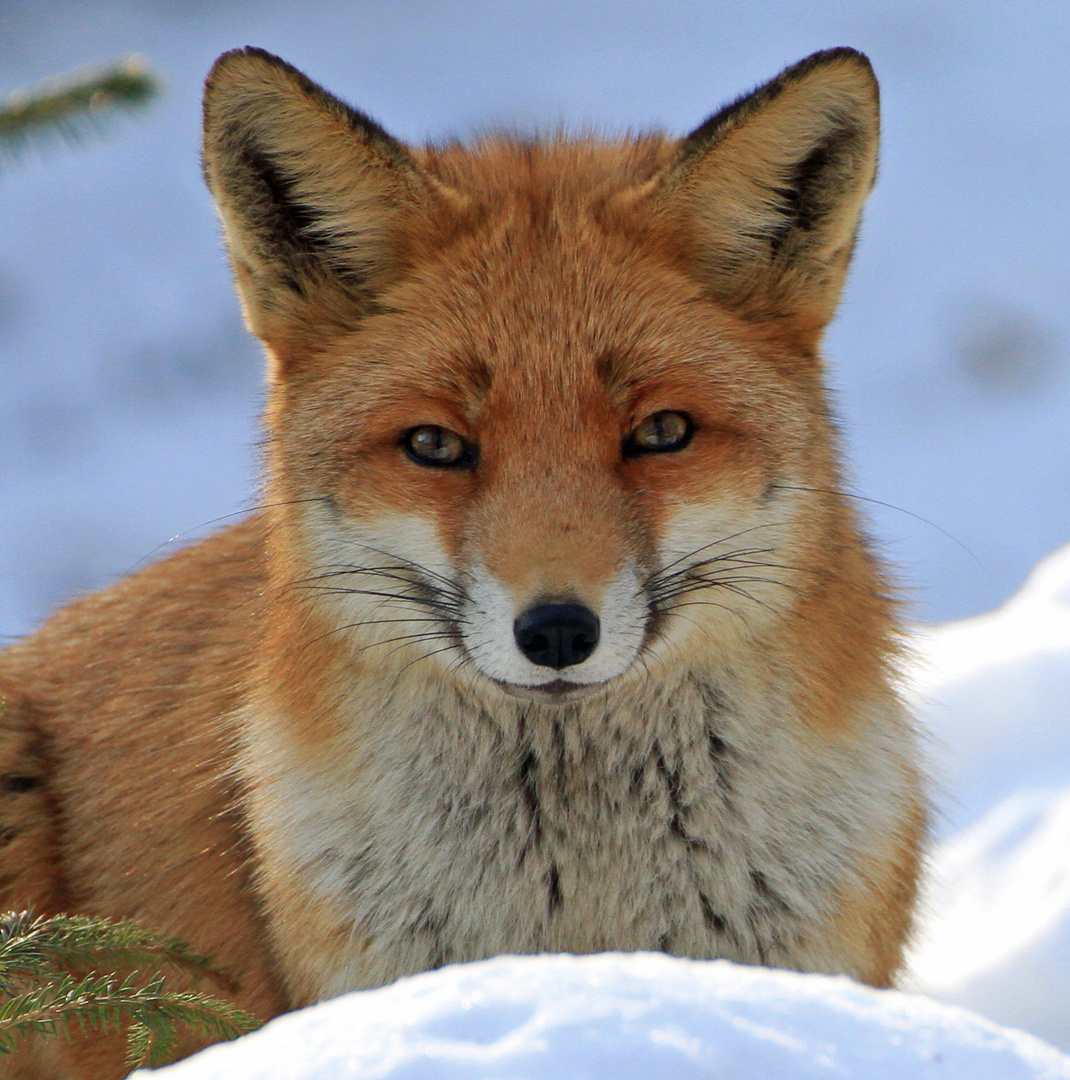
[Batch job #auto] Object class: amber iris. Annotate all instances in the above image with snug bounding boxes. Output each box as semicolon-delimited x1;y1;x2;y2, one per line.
403;425;469;466
627;411;693;455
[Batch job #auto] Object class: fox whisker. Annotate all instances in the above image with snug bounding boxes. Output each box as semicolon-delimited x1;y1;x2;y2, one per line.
348;543;469;599
646;547;781;594
369;631;461;658
651;574;798;604
647;524;785;582
312;543;469;601
303;567;464;605
392;640;468;681
769;483;980;565
643;529;799;625
300;584;464;618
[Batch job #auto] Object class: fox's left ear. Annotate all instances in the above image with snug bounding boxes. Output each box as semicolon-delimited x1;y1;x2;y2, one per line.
662;48;879;345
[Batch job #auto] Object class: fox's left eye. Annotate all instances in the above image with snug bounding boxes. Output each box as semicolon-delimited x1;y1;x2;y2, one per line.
402;425;475;468
624;411;694;456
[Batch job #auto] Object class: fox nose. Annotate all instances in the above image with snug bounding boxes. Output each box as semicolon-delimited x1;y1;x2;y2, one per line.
514;603;600;669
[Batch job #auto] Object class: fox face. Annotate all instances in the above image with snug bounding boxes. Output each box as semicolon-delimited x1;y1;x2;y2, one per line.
204;48;882;711
276;232;807;704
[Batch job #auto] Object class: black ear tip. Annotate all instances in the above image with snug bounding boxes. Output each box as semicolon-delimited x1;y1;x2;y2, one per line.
800;46;872;66
788;47;876;87
205;47;304;94
211;46;288;69
684;47;877;151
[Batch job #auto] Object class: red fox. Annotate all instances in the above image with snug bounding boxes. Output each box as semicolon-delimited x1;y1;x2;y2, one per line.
0;46;924;1076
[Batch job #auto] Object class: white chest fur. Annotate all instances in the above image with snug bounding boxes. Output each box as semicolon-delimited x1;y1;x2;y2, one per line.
242;670;913;1001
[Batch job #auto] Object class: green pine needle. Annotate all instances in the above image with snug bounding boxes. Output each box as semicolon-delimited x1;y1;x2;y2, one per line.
0;56;160;160
0;911;260;1069
0;911;234;993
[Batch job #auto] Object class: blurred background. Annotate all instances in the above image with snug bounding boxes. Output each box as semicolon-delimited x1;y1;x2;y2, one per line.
3;0;1070;1054
1;0;1068;637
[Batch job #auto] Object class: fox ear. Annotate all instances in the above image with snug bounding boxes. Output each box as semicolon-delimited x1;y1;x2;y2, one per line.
202;48;426;361
663;48;879;344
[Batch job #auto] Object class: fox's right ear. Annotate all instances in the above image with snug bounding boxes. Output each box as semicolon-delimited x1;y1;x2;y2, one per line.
202;48;427;366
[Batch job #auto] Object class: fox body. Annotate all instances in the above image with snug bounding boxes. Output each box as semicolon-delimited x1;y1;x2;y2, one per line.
0;47;923;1075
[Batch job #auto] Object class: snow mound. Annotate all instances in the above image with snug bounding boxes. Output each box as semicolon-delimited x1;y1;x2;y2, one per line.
149;952;1070;1080
906;541;1070;1046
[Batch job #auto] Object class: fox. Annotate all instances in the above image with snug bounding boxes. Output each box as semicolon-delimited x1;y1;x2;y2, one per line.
0;45;925;1077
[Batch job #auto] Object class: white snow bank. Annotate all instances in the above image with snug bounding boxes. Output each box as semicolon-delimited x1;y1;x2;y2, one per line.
149;952;1070;1080
906;541;1070;1048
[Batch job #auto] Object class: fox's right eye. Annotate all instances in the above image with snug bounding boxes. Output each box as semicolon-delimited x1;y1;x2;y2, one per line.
402;425;474;468
623;411;694;456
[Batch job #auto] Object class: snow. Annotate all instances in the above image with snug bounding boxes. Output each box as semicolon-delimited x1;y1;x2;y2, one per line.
905;542;1070;1048
149;953;1070;1080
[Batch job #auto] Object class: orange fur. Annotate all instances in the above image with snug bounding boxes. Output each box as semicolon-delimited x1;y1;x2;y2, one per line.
0;47;925;1077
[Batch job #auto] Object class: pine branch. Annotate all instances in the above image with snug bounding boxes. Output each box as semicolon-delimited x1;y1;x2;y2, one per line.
0;911;233;992
0;911;260;1068
0;970;257;1069
0;56;159;161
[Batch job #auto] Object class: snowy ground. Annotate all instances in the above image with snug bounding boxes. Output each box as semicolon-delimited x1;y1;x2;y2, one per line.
149;953;1070;1080
905;541;1070;1049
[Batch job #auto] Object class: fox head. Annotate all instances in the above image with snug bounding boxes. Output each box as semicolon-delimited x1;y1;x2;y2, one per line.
202;48;887;709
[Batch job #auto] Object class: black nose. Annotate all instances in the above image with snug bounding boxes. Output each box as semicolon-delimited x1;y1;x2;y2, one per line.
514;603;600;669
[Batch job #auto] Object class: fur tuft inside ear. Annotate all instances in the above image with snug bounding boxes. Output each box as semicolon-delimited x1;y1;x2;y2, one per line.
202;48;426;359
663;48;879;342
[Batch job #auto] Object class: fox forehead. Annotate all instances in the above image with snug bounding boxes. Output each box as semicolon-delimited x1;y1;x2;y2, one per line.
292;139;811;447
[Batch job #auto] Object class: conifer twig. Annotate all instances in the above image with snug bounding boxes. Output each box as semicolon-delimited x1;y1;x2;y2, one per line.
0;910;234;993
0;911;259;1068
0;56;159;160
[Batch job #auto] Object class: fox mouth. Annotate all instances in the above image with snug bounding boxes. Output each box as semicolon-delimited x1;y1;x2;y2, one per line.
496;678;605;704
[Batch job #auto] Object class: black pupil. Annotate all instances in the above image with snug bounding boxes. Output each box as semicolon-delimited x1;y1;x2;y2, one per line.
645;412;686;447
411;427;457;461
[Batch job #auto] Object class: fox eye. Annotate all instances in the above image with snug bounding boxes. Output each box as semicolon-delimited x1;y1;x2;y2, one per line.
625;411;694;456
402;425;473;468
